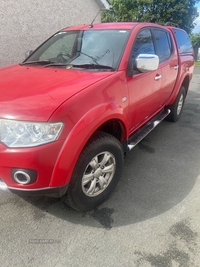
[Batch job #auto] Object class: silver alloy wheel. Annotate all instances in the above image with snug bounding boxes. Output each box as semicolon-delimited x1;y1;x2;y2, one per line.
81;151;116;197
177;93;184;115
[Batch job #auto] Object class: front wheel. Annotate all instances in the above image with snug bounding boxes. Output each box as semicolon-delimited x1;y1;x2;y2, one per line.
64;132;124;211
167;86;186;122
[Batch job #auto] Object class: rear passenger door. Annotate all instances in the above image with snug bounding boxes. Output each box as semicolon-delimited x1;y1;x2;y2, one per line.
152;28;179;105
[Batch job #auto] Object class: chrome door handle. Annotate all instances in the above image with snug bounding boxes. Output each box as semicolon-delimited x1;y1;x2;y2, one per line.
154;74;162;80
174;65;179;70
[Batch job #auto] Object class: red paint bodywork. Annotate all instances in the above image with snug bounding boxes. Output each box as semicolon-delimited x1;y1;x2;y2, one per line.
0;22;194;195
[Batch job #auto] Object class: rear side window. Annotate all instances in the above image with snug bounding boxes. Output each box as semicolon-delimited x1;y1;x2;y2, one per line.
173;29;193;53
152;29;172;63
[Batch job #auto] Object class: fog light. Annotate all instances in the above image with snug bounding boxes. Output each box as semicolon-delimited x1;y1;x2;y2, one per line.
11;169;37;185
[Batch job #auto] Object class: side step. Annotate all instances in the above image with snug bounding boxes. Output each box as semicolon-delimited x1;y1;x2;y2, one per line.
128;109;170;151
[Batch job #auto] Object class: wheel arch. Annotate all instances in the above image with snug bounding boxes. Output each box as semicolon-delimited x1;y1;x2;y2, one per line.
50;104;128;187
167;74;190;106
181;75;190;95
96;119;126;143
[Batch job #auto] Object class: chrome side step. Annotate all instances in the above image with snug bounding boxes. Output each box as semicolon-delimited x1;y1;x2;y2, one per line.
128;109;170;151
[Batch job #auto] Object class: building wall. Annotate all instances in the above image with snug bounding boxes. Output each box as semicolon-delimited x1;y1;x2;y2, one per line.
0;0;101;67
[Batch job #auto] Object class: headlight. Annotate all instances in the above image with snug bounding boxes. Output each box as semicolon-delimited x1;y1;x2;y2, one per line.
0;119;63;147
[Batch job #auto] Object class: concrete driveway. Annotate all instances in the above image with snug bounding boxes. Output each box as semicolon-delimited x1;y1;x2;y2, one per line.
1;68;200;267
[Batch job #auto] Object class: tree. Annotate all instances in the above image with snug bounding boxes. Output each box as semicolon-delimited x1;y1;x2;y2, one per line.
190;33;200;60
102;0;200;33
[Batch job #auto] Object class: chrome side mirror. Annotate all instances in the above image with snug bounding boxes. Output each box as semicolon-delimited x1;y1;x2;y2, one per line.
136;54;159;72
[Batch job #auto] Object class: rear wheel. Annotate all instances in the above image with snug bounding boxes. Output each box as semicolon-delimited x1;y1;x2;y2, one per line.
167;86;186;122
64;132;124;211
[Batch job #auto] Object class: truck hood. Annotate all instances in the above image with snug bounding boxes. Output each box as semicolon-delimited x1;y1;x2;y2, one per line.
0;65;112;121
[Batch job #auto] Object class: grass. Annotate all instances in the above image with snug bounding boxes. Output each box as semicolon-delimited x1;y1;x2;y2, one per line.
195;61;200;66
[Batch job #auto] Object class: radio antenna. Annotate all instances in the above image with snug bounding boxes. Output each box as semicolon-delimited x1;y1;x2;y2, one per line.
89;10;101;28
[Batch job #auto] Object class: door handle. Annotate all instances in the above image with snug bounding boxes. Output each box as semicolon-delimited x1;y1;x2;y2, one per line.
174;65;179;70
154;74;162;80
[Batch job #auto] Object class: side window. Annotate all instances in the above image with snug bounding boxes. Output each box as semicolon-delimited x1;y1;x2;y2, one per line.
152;29;172;63
173;29;193;53
131;29;155;59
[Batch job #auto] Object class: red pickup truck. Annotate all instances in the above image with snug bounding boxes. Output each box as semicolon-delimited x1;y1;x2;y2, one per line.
0;22;194;211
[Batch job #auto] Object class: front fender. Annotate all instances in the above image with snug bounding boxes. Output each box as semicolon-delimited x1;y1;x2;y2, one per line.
49;102;128;187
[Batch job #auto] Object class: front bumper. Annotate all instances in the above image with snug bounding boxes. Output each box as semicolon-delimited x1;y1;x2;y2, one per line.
0;178;68;197
0;140;65;190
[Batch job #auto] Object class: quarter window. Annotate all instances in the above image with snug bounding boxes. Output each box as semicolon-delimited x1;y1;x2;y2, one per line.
173;29;193;53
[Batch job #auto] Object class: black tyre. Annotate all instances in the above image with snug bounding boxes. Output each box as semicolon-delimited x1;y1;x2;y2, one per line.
64;131;124;211
167;86;186;122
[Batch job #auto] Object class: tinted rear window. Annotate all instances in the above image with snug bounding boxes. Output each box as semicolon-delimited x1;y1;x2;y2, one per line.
173;29;193;53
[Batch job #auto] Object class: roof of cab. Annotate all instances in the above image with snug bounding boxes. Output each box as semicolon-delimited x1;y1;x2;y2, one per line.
61;22;139;31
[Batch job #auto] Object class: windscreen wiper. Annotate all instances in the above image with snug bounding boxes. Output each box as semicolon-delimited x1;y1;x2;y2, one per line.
20;60;55;66
44;63;114;70
78;50;110;64
78;51;99;64
71;63;113;70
